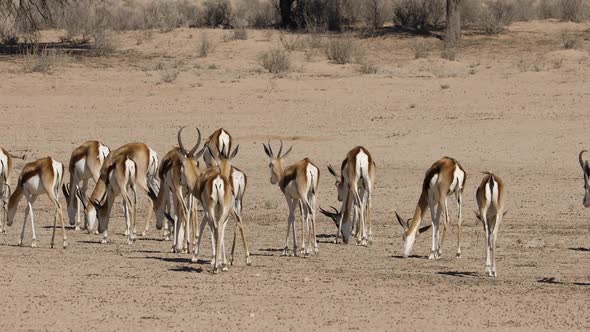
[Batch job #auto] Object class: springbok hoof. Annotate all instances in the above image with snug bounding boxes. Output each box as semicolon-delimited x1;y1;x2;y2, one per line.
164;236;171;241
63;241;68;249
281;248;289;256
428;251;437;260
94;230;99;235
0;230;6;234
246;257;252;266
100;239;108;244
191;255;198;263
31;241;37;248
75;226;81;231
222;265;229;272
141;231;147;237
17;240;22;246
456;252;462;259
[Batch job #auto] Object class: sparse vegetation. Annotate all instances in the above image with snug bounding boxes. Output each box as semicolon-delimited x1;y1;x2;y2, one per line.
159;67;179;83
91;29;117;56
441;43;457;61
560;31;579;49
480;0;515;35
22;46;71;73
392;0;445;31
197;32;214;57
258;48;290;74
324;37;356;64
279;32;305;51
411;39;432;59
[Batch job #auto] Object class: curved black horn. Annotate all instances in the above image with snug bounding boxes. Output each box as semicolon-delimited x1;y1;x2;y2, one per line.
189;128;202;157
395;211;407;231
267;140;273;157
177;126;188;155
278;140;283;158
579;150;587;171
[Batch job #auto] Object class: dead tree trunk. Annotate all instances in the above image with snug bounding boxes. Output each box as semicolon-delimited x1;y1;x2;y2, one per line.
446;0;461;46
279;0;295;29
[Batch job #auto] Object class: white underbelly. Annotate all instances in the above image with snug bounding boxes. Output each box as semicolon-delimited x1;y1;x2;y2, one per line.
23;175;45;195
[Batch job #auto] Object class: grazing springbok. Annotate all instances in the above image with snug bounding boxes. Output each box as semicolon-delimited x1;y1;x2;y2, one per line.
579;150;590;207
62;141;110;230
327;146;376;246
203;142;251;266
395;157;466;259
78;143;159;243
0;148;25;234
263;141;319;257
195;159;234;273
474;172;506;277
6;157;66;248
203;128;232;167
148;127;204;253
78;155;139;245
319;201;355;244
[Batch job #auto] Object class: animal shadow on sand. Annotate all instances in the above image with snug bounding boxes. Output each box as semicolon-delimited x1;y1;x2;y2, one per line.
169;266;204;273
253;248;283;257
568;247;590;252
538;277;590;286
391;255;428;259
437;271;480;278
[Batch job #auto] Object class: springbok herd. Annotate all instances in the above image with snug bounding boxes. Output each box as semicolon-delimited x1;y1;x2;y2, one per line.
0;127;587;276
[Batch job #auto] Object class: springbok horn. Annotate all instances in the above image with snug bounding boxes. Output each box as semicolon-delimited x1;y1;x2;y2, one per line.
177;126;188;155
579;150;587;171
189;127;202;157
395;211;407;231
278;140;283;158
267;140;273;157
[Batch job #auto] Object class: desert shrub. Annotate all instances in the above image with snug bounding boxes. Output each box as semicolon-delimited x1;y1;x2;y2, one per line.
197;32;214;57
22;46;71;73
560;31;579;49
559;0;582;21
411;39;431;59
480;0;515;35
279;32;306;51
392;0;446;31
225;28;248;40
202;0;233;27
292;0;358;31
324;36;356;64
160;67;179;83
258;48;290;74
358;58;378;74
511;0;537;21
362;0;386;32
91;29;117;56
538;0;559;19
234;0;278;28
460;0;483;28
144;0;182;32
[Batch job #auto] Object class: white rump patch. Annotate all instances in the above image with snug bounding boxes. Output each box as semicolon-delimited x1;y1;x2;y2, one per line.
0;151;7;178
356;150;369;181
219;130;230;156
306;163;319;193
98;144;110;163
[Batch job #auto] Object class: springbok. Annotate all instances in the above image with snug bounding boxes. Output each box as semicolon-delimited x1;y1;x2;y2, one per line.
203;142;251;266
195;160;234;273
6;157;66;248
148;127;204;253
78;143;159;243
319;201;355;244
62;141;110;230
327;146;376;246
579;150;590;207
395;157;466;259
203;128;232;167
0;148;25;234
474;172;506;277
263;141;319;257
77;155;139;245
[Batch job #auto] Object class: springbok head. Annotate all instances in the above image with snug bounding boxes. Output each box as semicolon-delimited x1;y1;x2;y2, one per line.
76;186;109;233
176;126;206;163
327;164;347;202
395;211;431;258
319;206;352;244
580;150;590;207
262;140;293;185
206;140;239;176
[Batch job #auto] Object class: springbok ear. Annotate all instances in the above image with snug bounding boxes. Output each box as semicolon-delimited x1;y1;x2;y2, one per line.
281;145;293;159
193;147;206;160
230;144;239;159
206;145;217;160
147;185;158;201
62;183;71;200
395;211;408;231
262;144;272;158
473;210;482;221
75;187;88;210
327;165;338;178
417;224;432;235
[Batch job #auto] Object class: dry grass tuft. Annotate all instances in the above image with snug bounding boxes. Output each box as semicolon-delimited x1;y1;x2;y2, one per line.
560;31;579;49
324;36;356;64
411;39;432;59
197;32;214;57
258;48;290;74
22;46;72;73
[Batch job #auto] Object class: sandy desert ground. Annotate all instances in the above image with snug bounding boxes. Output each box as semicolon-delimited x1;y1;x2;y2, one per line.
0;20;589;331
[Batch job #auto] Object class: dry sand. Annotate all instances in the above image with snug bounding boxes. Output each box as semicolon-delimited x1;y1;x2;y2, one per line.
0;20;589;330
